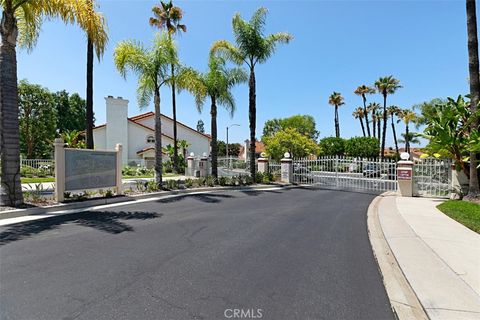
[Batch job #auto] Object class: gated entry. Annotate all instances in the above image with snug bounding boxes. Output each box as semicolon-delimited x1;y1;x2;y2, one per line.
413;158;452;198
292;156;397;192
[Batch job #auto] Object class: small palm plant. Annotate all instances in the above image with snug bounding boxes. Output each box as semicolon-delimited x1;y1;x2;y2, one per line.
177;55;247;178
375;76;402;159
354;85;376;137
114;32;177;187
352;107;366;137
397;109;418;154
328;92;345;138
211;7;293;177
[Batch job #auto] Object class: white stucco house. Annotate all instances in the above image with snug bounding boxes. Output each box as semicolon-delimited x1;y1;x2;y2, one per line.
93;96;211;166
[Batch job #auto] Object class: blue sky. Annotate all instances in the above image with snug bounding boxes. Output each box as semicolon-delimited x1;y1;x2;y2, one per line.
17;0;471;146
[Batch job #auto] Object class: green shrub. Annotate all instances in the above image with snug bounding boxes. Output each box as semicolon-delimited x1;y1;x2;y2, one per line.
255;172;263;183
185;178;194;188
344;137;380;158
319;137;345;156
219;176;227;186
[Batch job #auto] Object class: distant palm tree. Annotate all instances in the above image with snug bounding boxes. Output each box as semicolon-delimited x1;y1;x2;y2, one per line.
466;0;480;196
114;32;177;187
367;102;381;142
211;7;293;177
354;85;375;137
375;110;382;142
328;92;345;138
375;76;402;159
352;107;366;137
399;132;420;151
0;0;107;207
387;105;401;155
150;0;187;173
397;109;417;154
177;55;247;178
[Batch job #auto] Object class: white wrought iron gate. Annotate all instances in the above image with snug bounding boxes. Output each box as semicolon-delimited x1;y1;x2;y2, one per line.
413;158;452;198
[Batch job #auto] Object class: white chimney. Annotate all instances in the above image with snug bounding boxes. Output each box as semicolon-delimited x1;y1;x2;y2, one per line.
106;96;129;163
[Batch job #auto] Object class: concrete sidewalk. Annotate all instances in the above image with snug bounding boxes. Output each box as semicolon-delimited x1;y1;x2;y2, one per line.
377;194;480;320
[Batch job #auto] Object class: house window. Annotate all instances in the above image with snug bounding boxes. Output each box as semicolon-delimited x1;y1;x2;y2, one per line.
146;135;155;144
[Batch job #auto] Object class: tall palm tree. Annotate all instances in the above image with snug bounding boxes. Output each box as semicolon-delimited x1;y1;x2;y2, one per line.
466;0;480;196
375;76;402;160
398;109;417;154
177;56;247;178
399;132;420;151
367;102;380;142
85;0;108;149
387;105;401;155
149;0;186;173
114;32;177;188
352;107;366;137
328;92;344;138
211;7;292;177
354;85;375;137
375;110;382;142
0;0;107;207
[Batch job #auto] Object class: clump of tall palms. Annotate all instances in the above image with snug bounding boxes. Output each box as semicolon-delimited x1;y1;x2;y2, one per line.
352;107;366;137
375;76;402;160
397;109;418;154
367;102;381;141
114;32;177;188
211;7;293;177
354;85;376;137
0;0;108;207
176;55;247;178
328;92;344;138
149;0;187;173
387;105;401;155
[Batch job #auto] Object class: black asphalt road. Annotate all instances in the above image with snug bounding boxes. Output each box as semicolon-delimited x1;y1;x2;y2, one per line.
0;187;393;320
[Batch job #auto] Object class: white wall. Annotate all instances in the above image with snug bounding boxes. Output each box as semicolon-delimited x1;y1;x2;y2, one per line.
127;122;174;160
93;127;106;150
105;96;128;162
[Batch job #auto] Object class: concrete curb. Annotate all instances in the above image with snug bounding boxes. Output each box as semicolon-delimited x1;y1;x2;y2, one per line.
0;183;294;221
367;192;429;320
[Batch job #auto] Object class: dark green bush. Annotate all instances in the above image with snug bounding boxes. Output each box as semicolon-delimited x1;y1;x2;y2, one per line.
344;137;380;158
319;137;345;156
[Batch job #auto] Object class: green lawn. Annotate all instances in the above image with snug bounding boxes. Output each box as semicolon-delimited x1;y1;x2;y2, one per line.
437;200;480;234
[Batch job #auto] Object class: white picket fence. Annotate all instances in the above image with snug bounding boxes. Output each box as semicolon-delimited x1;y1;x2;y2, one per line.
292;156;398;192
20;159;55;176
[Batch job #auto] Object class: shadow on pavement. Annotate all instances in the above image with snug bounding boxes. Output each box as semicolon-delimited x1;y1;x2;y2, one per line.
0;211;161;246
157;193;235;204
240;189;284;196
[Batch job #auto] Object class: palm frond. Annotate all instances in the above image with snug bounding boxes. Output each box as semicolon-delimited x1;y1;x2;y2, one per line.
211;40;246;66
113;39;148;79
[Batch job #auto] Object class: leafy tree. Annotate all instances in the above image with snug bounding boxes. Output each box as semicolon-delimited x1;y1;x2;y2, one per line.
85;0;108;149
262;115;319;140
53;91;87;133
114;32;177;187
18;80;57;158
413;98;447;127
177;55;247;178
466;0;480;196
217;140;241;157
421;96;474;177
344;137;380;158
319;137;345;156
352;107;366;137
375;76;402;159
328;92;344;138
0;0;109;206
212;7;293;177
387;105;401;155
354;85;375;137
196;120;205;133
263;128;320;161
150;0;187;173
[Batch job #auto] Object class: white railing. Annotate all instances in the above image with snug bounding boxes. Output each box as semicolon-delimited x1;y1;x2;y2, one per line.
413;158;452;198
292;156;397;192
20;159;55;176
217;157;250;177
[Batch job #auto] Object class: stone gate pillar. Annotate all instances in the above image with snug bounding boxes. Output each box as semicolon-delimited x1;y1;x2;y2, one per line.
281;153;293;184
397;159;414;197
257;153;269;174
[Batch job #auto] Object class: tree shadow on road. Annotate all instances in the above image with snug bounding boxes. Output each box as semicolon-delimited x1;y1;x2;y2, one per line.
157;193;235;204
239;189;284;196
0;211;161;246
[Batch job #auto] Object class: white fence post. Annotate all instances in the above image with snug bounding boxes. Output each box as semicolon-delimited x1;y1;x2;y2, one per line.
54;138;65;202
187;153;195;177
115;144;123;195
199;154;209;177
281;153;293;183
257;155;269;174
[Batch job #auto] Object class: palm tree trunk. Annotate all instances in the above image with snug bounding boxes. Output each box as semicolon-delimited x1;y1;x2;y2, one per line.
381;94;387;160
0;10;24;207
391;115;399;155
405;124;410;154
363;96;371;137
210;96;218;179
86;37;94;149
335;105;340;138
171;63;179;174
372;118;376;139
249;66;256;177
154;86;163;188
466;0;480;196
359;117;366;137
377;116;381;142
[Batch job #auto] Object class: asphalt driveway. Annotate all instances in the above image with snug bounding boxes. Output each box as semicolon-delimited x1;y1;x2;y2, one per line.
0;187;393;320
